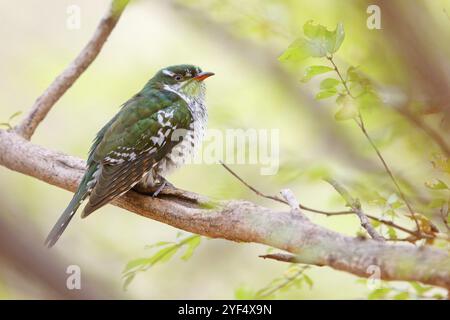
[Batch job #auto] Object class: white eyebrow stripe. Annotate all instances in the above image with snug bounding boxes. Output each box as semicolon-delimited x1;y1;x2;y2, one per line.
162;69;175;76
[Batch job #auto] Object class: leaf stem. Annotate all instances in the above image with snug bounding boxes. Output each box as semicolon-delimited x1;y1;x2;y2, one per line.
327;57;422;233
327;56;354;98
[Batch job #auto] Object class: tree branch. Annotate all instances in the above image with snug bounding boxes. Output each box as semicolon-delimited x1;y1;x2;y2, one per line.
325;178;385;242
220;161;426;240
328;55;422;233
0;129;449;290
14;0;130;140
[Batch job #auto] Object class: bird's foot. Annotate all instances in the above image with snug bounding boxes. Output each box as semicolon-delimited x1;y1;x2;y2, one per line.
151;178;173;198
133;176;174;197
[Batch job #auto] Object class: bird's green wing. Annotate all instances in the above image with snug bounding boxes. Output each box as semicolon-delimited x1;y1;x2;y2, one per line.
82;93;192;217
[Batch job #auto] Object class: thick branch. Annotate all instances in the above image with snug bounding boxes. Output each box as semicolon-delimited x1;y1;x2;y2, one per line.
14;0;129;140
0;129;449;290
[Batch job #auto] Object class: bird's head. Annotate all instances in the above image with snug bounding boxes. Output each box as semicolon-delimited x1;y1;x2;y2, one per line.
151;64;214;100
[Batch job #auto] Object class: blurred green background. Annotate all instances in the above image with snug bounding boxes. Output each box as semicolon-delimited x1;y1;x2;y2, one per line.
0;0;449;299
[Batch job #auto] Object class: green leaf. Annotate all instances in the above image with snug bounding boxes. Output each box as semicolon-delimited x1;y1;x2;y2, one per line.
122;274;135;291
335;94;347;105
425;179;448;190
302;21;345;57
410;282;433;295
334;98;358;120
122;234;203;290
181;236;201;261
320;78;340;89
303;21;330;57
0;122;12;129
371;220;381;228
387;226;397;240
234;286;256;300
433;293;445;299
8;111;22;121
430;153;450;175
303;20;326;38
369;192;386;206
155;246;179;264
316;89;337;100
123;257;150;273
302;65;334;82
112;0;130;16
330;23;345;53
144;241;173;249
279;22;345;63
394;292;410;300
279;38;310;62
303;274;314;289
368;288;391;300
0;110;22;129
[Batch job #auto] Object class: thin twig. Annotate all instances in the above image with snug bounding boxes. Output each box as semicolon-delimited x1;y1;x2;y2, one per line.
354;115;421;232
327;56;354;98
220;161;426;239
14;0;130;140
328;56;422;233
260;253;301;263
220;161;287;205
325;178;385;242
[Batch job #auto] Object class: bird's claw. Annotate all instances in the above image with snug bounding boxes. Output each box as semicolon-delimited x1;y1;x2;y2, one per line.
152;180;167;197
151;177;174;197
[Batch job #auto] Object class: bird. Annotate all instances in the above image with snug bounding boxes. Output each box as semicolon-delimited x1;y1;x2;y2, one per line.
45;64;214;247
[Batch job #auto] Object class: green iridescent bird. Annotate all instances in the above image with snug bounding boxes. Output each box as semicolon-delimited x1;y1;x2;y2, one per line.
45;65;214;247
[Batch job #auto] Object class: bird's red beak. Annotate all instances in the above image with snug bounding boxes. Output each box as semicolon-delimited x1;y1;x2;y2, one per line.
193;71;215;81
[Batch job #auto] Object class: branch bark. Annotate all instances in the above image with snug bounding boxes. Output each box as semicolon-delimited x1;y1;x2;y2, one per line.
325;178;385;242
14;0;129;140
0;129;449;290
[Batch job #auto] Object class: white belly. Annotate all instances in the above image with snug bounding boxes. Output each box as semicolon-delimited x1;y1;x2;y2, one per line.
144;101;207;186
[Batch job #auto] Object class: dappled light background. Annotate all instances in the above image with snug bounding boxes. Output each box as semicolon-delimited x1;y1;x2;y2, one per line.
0;0;449;299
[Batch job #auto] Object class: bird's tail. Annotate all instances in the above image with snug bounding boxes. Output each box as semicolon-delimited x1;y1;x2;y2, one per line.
45;165;97;248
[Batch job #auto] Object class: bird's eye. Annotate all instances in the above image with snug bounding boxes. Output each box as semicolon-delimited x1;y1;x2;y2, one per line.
174;75;182;81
